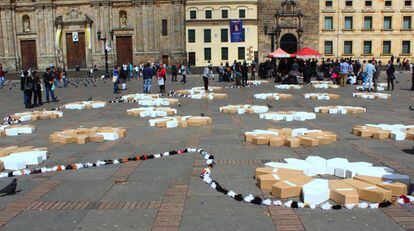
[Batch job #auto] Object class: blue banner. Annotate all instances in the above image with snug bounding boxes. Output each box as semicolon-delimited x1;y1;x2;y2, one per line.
230;20;244;43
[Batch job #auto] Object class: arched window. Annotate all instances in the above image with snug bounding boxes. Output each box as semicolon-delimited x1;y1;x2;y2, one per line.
22;15;30;32
119;10;127;29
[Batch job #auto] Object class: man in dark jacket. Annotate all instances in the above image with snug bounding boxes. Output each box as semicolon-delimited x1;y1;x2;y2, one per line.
43;67;57;103
21;70;33;108
411;67;414;91
386;60;395;91
143;63;153;93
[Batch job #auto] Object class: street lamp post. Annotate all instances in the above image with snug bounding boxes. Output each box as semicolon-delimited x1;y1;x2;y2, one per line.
97;30;113;79
264;25;276;52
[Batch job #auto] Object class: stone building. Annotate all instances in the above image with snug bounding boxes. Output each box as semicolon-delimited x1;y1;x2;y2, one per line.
0;0;186;71
257;0;320;62
185;0;258;67
319;0;414;61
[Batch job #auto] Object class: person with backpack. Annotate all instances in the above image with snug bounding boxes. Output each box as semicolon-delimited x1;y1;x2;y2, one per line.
386;60;395;91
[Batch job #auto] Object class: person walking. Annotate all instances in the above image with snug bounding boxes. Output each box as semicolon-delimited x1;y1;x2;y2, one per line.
32;71;42;106
339;59;350;87
143;63;153;93
180;64;187;84
171;64;178;82
364;60;376;92
113;66;119;94
42;67;57;103
241;62;249;87
386;60;395;91
120;65;127;90
202;65;213;91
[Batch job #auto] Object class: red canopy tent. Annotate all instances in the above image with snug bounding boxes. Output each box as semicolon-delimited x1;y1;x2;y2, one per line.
294;47;323;59
267;48;294;58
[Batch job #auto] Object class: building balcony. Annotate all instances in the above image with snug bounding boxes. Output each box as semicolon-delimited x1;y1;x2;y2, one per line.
399;53;411;56
381;9;395;13
361;8;375;13
400;28;413;32
361;53;373;56
381;29;393;32
361;29;374;32
322;29;335;32
321;9;336;13
380;53;392;56
401;8;414;13
342;29;355;32
342;9;355;13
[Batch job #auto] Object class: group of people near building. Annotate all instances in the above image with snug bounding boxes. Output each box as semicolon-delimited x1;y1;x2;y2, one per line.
216;61;257;84
19;65;64;108
112;63;190;94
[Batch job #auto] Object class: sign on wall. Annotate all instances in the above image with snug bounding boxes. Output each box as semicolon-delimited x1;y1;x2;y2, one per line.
230;19;244;43
72;32;79;43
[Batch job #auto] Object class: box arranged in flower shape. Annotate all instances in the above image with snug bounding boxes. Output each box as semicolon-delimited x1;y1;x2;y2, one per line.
219;105;269;115
352;124;414;141
49;127;126;144
10;110;63;122
275;85;302;90
64;101;106;110
148;116;212;128
254;93;293;100
314;106;366;114
256;156;410;206
352;92;391;100
0;146;48;170
304;93;340;100
245;128;337;148
259;111;316;122
0;124;35;136
126;107;177;118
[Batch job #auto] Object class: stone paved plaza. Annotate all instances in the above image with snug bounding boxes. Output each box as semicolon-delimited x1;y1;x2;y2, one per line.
0;73;413;231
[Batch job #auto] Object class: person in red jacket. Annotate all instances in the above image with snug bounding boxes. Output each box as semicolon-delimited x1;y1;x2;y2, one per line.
157;66;166;93
0;63;7;88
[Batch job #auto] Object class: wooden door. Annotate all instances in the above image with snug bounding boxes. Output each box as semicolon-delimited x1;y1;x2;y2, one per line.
21;40;37;70
188;52;195;66
162;55;169;66
66;32;86;69
116;36;133;66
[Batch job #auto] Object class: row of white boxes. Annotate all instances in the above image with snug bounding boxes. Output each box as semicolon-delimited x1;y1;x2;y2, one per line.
254;93;293;100
64;101;106;110
0;124;35;136
314;106;367;114
137;98;179;106
356;83;388;91
275;85;302;90
0;146;48;170
259;156;410;205
353;92;391;100
259;111;316;121
353;124;414;141
304;93;340;100
121;93;160;101
149;116;212;128
312;84;340;89
219;105;269;115
126;107;177;118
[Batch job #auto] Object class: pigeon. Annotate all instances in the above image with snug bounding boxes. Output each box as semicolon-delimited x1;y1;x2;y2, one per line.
200;113;205;117
267;103;273;109
0;178;18;196
177;103;181;107
87;96;93;101
409;106;414;111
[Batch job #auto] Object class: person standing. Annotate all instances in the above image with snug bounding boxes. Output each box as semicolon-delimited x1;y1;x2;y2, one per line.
180;64;187;84
202;65;212;91
120;65;127;90
241;62;249;87
171;64;178;82
0;64;7;88
22;70;34;108
157;66;166;93
339;59;350;87
303;60;313;84
143;63;153;93
113;66;119;94
42;67;57;103
411;67;414;91
386;60;395;91
218;63;224;82
32;71;42;106
251;61;256;80
364;60;376;92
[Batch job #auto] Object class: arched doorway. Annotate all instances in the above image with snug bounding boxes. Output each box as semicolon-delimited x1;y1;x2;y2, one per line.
280;34;298;54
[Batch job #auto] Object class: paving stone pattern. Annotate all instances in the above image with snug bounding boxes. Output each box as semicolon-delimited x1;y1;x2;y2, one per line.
0;73;413;230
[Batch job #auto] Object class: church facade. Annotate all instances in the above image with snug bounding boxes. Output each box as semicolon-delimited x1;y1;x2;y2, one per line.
0;0;186;70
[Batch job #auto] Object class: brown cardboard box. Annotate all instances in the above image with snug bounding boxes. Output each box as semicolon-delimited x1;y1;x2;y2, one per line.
329;180;359;205
342;179;392;202
372;131;390;139
89;134;104;143
76;135;89;144
316;136;333;145
255;167;304;179
352;125;365;135
115;128;127;138
299;137;319;147
271;176;313;198
285;137;301;148
269;137;285;147
156;121;167;128
59;136;77;144
0;160;4;171
357;129;374;138
252;136;270;145
354;175;407;197
257;172;300;190
406;131;414;140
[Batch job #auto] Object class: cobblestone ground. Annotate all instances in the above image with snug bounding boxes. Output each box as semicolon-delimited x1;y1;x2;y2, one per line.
0;73;413;231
